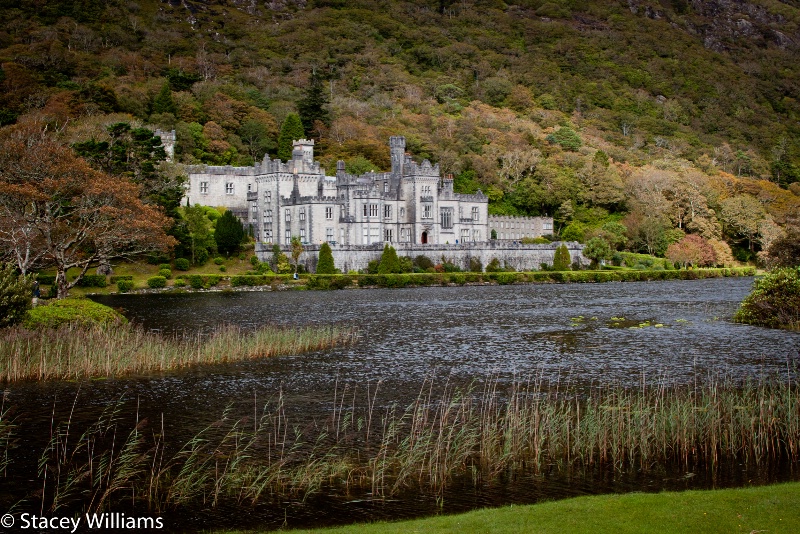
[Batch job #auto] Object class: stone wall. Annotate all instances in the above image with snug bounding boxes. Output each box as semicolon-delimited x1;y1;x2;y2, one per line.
257;242;587;273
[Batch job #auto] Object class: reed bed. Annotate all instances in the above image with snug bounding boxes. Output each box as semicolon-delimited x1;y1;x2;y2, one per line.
0;323;357;381
17;374;800;516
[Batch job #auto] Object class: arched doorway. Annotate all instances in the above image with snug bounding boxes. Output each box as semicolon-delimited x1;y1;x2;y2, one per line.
421;231;428;244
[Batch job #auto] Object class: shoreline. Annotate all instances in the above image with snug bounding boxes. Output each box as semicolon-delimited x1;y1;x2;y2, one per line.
76;266;756;296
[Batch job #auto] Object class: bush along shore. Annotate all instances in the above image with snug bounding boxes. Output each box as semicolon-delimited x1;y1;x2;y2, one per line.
0;322;356;381
52;266;756;295
3;374;797;522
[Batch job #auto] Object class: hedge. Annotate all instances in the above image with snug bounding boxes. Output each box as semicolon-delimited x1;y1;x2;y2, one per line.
110;275;133;283
36;274;57;285
76;274;108;287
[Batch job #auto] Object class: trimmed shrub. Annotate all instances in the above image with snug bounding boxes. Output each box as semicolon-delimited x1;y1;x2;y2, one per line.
24;298;127;329
147;276;167;288
317;242;336;274
174;258;191;271
158;268;172;279
214;257;225;265
110;275;133;283
76;274;108;288
186;275;204;289
158;263;171;271
116;280;135;293
552;244;571;271
174;278;187;287
36;274;57;285
231;275;269;287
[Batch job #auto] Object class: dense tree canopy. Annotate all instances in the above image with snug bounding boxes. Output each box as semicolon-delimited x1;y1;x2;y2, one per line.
0;0;799;266
0;121;175;297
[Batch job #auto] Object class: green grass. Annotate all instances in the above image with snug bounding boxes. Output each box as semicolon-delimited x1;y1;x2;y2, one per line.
275;483;800;533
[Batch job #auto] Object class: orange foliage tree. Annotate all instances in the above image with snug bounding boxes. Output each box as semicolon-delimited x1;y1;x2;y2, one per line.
0;121;176;298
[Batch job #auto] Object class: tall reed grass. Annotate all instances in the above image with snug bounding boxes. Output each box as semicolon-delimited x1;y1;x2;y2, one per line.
0;323;356;381
21;373;800;515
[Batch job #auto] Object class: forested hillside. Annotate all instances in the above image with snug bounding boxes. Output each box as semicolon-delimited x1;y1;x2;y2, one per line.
1;0;799;262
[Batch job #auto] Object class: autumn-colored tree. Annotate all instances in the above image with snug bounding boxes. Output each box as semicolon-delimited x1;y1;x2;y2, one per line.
665;234;716;269
290;236;304;275
0;122;175;298
719;194;766;251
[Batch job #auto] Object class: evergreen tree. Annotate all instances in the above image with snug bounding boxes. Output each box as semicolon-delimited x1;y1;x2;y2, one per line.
316;242;336;274
0;263;34;327
215;210;245;257
583;237;612;268
377;244;401;274
552;244;571;271
152;82;177;115
277;113;304;161
297;71;330;138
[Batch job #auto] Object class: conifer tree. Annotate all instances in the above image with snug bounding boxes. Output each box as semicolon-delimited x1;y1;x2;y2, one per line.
552;244;571;271
378;244;401;274
297;71;329;138
316;242;336;274
152;82;177;115
277;113;304;161
214;210;244;257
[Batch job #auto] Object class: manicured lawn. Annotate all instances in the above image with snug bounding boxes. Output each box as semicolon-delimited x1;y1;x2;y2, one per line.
218;483;800;534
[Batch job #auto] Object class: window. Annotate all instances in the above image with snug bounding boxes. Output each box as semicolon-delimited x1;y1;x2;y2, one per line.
300;228;306;242
200;182;208;194
363;204;368;217
285;209;291;222
299;208;305;222
362;227;369;244
264;230;272;242
544;222;553;231
339;228;345;244
226;183;234;195
461;229;470;242
371;227;380;243
264;190;271;202
325;206;333;220
422;204;432;219
384;229;393;242
326;228;334;243
401;228;410;242
400;207;405;217
440;208;453;229
247;184;252;192
384;205;391;218
421;185;431;195
473;229;480;242
285;230;291;245
263;209;272;223
472;207;479;222
369;204;378;217
251;205;258;215
384;181;389;193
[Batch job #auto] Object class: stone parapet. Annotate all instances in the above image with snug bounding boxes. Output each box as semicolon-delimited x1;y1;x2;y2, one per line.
256;242;587;274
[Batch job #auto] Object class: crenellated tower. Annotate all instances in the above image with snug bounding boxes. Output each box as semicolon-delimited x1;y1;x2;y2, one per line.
389;136;406;175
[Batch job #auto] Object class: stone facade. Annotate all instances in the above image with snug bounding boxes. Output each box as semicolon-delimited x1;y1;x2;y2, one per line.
185;136;489;247
263;242;588;273
488;215;553;241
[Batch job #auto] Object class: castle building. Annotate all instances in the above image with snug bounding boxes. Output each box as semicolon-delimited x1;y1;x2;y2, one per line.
186;136;494;246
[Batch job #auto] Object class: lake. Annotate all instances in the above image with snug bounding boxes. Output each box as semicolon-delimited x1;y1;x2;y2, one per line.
2;277;798;531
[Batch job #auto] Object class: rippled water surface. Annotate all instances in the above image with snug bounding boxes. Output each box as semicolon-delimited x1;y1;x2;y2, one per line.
4;277;800;530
